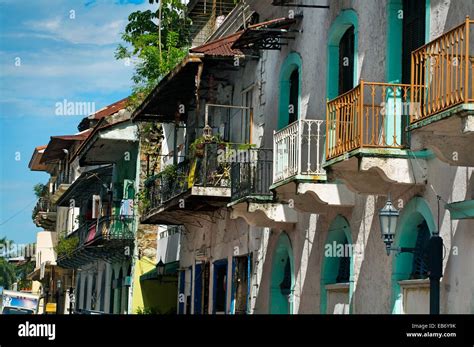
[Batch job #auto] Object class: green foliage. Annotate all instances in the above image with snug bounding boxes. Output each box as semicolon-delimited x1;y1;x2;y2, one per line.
136;306;175;314
189;134;224;158
55;236;79;258
161;164;177;180
115;0;191;107
15;259;35;291
136;188;151;215
33;183;47;198
0;238;17;289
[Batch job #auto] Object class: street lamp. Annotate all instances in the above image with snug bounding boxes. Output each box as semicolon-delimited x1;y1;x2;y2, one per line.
378;194;444;315
378;194;399;255
156;259;165;277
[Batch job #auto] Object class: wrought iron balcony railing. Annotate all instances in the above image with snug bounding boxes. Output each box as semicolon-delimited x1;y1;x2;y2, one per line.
145;143;235;213
69;216;135;249
326;81;413;161
231;148;273;202
33;197;56;214
411;18;474;124
273;119;326;184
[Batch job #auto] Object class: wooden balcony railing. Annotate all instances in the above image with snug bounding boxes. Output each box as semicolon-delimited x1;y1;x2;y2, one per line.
411;17;474;124
326;81;412;161
273;119;326;184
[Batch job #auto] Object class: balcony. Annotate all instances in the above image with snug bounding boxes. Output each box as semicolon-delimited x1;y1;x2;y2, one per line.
50;174;71;204
230;148;273;203
141;143;233;225
229;148;298;227
57;216;135;269
409;18;474;166
32;197;57;230
324;81;427;195
271;119;354;213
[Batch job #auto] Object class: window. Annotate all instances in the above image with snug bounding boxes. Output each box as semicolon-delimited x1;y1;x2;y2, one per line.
338;26;355;95
402;0;426;84
411;221;430;279
278;52;302;129
289;70;299;125
336;238;351;283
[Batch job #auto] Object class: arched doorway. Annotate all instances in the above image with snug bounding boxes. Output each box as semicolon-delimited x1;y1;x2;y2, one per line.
392;197;435;314
327;10;359;100
278;52;302;129
269;232;295;314
320;215;354;314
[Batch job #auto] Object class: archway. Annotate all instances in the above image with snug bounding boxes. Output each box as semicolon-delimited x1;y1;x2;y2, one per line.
327;9;359;100
278;52;302;129
391;197;435;314
269;232;295;314
320;215;354;314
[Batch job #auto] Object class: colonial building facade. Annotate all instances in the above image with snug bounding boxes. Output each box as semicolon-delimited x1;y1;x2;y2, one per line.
29;0;474;315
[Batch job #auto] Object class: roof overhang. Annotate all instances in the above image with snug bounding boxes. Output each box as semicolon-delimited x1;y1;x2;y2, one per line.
79;121;138;166
132;54;204;123
28;146;51;172
40;131;91;164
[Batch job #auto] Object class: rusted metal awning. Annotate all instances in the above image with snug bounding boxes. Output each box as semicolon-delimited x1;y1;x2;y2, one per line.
40;130;92;164
232;17;301;51
131;54;204;123
271;0;329;8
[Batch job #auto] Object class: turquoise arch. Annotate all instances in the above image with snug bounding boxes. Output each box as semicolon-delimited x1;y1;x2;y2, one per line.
269;232;295;314
278;52;302;130
320;215;354;314
391;196;435;314
326;9;359;100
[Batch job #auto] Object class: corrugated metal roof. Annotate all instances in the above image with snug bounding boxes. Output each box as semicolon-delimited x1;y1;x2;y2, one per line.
40;129;93;164
191;17;293;56
88;97;128;120
191;31;243;56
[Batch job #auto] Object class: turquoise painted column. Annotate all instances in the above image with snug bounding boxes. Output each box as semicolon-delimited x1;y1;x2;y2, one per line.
386;0;403;84
386;0;404;146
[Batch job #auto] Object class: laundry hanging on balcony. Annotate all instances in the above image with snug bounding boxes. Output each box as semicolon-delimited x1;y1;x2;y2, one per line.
119;199;134;217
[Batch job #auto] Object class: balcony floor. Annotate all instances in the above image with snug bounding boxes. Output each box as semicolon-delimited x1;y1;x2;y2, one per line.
409;104;474;166
141;187;230;225
323;148;427;195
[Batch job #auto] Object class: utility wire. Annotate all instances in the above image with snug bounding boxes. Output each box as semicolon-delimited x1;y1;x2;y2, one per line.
0;199;37;227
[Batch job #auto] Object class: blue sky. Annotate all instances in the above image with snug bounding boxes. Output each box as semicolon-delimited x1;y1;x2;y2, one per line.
0;0;154;244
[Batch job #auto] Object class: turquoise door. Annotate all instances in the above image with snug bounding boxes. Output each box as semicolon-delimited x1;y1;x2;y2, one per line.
270;233;294;314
